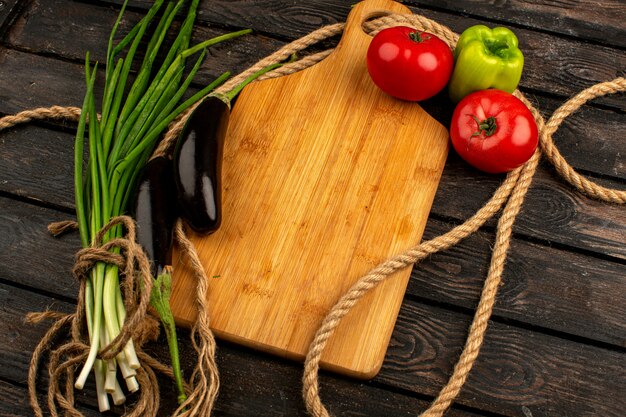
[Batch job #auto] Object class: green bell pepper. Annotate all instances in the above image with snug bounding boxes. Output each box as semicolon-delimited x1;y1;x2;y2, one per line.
448;25;524;103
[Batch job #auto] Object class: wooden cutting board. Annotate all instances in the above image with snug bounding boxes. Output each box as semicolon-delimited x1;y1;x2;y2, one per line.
170;0;449;378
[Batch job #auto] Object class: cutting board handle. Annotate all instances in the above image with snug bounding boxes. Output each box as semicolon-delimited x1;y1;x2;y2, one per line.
337;0;412;55
170;0;450;380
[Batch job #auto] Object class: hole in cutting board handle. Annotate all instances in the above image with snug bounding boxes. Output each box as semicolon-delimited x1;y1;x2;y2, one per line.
361;10;392;37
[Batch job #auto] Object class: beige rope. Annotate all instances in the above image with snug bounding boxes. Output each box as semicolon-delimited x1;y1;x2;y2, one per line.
24;215;163;417
0;105;82;130
363;13;459;45
300;15;624;417
2;10;623;417
539;78;626;203
302;167;523;417
172;220;221;417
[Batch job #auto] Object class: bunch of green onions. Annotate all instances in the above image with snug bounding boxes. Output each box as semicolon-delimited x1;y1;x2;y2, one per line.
73;0;248;410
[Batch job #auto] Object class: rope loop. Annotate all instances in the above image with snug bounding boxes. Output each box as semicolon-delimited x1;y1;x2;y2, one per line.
26;215;167;417
540;78;626;203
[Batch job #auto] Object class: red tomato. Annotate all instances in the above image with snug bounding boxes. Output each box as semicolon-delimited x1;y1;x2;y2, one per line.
367;26;453;101
450;89;538;174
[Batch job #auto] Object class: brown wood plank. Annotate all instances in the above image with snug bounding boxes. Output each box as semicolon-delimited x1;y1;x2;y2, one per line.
0;380;104;417
0;0;24;37
0;381;32;417
0;124;79;209
93;0;348;40
0;197;79;295
6;0;285;84
170;0;449;378
434;156;626;259
416;220;626;348
0;381;42;417
0;49;624;261
2;279;623;417
378;302;626;417
0;282;489;417
0;284;75;380
0;47;101;114
1;192;624;348
87;0;626;109
515;169;625;258
404;0;626;49
212;339;491;417
535;98;625;180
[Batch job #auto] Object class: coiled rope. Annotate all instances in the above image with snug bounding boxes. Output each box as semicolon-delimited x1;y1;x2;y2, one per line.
1;10;623;417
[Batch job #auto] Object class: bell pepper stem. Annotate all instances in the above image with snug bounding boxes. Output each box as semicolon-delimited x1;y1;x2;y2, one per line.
448;25;524;103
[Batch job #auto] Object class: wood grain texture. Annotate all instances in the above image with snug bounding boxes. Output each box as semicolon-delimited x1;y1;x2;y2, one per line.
0;283;491;417
433;157;626;259
0;197;79;295
0;124;80;208
379;302;626;417
7;0;285;82
210;338;491;417
536;98;625;180
103;0;626;49
100;0;351;39
0;284;74;378
0;381;44;417
97;0;626;109
0;0;24;37
170;0;449;378
0;190;624;349
417;219;626;348
0;47;101;114
2;280;623;417
0;380;104;417
405;0;626;49
514;171;626;258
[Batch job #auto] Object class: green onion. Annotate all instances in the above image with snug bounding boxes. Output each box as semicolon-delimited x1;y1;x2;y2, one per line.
73;0;252;408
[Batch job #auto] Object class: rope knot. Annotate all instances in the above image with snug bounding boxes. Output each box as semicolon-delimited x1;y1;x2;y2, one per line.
73;247;126;277
27;214;167;416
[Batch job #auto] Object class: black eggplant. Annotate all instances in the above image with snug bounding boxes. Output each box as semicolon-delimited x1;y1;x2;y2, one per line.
132;156;186;404
173;95;230;234
133;156;177;276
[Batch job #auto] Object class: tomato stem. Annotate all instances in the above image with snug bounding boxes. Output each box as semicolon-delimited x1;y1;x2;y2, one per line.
470;115;497;137
409;31;429;43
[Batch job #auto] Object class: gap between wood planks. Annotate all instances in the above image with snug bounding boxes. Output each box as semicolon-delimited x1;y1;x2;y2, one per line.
2;2;620;412
2;280;624;416
5;0;626;111
81;0;626;51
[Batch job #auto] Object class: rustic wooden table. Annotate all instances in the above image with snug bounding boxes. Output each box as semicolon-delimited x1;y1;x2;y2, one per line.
0;1;624;416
